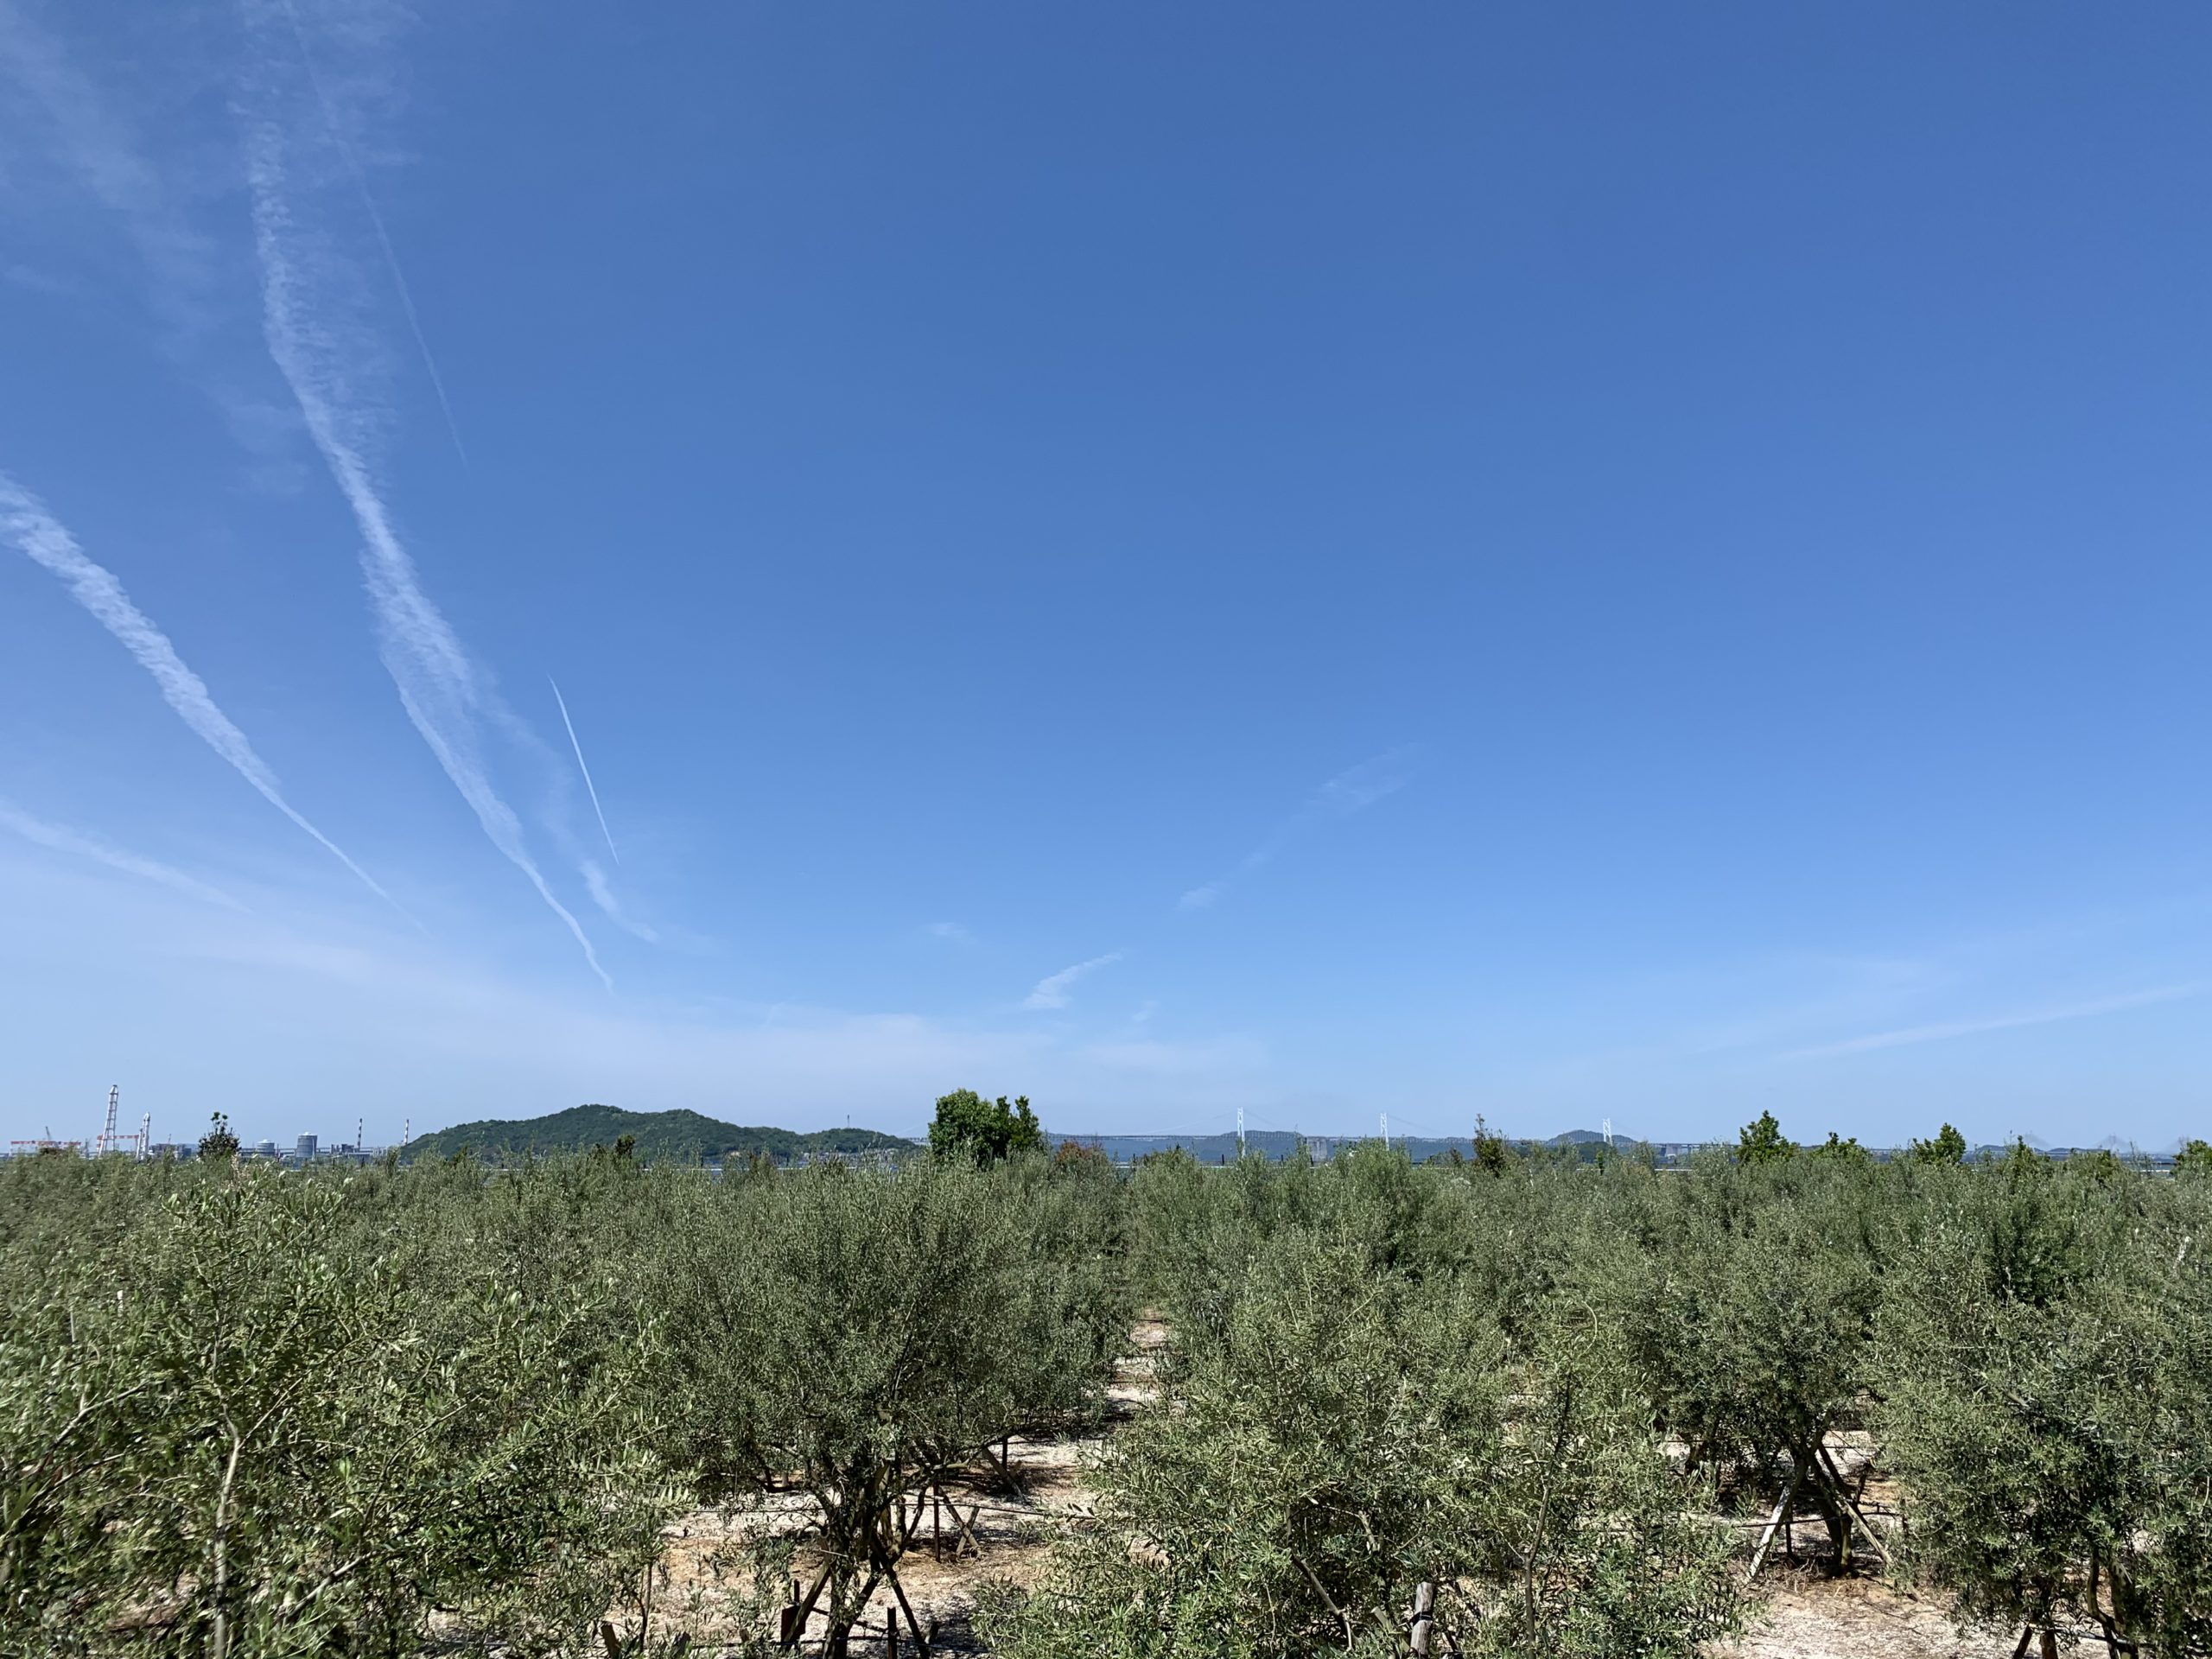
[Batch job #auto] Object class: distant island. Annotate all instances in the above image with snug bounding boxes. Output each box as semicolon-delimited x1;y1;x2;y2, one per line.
394;1108;2178;1170
401;1104;915;1166
398;1110;1639;1168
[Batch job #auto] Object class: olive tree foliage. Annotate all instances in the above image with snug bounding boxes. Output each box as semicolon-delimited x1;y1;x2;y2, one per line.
655;1157;1128;1656
11;1112;2212;1656
983;1230;1739;1659
1125;1142;1518;1350
1590;1156;1889;1564
0;1169;680;1658
1809;1131;1870;1165
1875;1155;2212;1655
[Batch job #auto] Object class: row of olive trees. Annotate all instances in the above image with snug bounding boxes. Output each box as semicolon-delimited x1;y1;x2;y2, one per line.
0;1138;1131;1656
0;1167;675;1656
4;1122;2209;1656
978;1143;1751;1657
979;1134;2212;1659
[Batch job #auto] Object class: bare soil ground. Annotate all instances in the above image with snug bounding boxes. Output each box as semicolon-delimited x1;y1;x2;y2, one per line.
649;1319;2003;1658
1726;1572;2011;1659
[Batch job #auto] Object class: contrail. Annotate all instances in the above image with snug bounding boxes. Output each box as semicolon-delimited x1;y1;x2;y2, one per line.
274;0;467;465
582;858;658;943
245;120;609;991
1177;746;1419;912
548;675;620;866
0;473;400;912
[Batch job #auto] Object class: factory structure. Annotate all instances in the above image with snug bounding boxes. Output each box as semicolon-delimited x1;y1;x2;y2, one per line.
5;1086;388;1165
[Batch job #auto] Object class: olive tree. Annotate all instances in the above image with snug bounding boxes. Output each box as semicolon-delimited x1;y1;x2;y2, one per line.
1878;1164;2212;1655
658;1160;1116;1655
984;1230;1738;1659
1590;1157;1888;1567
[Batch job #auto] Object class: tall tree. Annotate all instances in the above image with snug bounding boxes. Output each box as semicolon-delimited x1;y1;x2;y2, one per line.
928;1088;1045;1166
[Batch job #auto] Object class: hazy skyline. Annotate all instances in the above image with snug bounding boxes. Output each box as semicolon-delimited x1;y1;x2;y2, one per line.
3;3;2210;1149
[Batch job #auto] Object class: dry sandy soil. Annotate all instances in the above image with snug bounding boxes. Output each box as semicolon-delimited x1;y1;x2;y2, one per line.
1729;1573;2013;1659
647;1319;2012;1658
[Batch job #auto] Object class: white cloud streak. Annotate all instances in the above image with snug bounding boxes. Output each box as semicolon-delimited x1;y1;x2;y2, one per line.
927;921;976;944
549;676;620;867
1024;951;1124;1011
241;111;609;990
0;2;304;486
0;798;245;910
272;0;466;463
0;474;397;910
582;859;658;944
1782;982;2209;1060
1179;746;1417;911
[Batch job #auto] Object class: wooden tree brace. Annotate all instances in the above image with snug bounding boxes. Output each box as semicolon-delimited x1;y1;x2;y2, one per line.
1815;1445;1887;1561
1409;1580;1436;1656
929;1481;985;1556
1745;1461;1804;1583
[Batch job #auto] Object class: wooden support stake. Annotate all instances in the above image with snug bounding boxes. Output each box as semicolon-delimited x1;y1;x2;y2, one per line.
1745;1462;1804;1583
887;1607;899;1659
1409;1581;1435;1656
783;1561;836;1649
883;1562;929;1658
1815;1445;1887;1562
930;1483;985;1556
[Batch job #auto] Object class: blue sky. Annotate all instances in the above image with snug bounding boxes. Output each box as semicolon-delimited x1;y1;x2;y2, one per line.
3;2;2210;1151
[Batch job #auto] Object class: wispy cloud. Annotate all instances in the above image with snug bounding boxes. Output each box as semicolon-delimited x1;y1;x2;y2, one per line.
239;54;609;991
927;921;977;945
0;0;211;326
0;0;303;486
271;0;466;463
0;798;244;910
1781;982;2209;1060
0;473;397;910
0;841;1293;1140
582;859;658;944
1024;951;1124;1011
1178;746;1417;911
1314;750;1418;815
549;676;620;867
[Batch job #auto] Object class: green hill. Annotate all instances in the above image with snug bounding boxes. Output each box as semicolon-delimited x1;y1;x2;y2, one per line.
400;1104;916;1166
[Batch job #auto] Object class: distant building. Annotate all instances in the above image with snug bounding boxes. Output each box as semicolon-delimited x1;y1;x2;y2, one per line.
254;1140;280;1159
296;1134;319;1160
